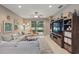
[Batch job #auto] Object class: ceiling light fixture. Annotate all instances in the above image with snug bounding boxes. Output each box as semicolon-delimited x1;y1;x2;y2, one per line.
49;5;52;8
18;5;22;8
34;15;38;18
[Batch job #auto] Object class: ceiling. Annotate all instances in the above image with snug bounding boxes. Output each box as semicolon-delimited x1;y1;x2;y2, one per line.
2;4;68;18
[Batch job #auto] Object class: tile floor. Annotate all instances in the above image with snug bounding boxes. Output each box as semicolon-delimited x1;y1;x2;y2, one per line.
44;35;70;54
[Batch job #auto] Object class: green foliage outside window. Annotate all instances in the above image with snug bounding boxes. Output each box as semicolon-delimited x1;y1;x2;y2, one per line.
31;21;44;32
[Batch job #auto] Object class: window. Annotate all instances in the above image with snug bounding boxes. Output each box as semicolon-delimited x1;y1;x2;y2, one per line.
31;21;44;34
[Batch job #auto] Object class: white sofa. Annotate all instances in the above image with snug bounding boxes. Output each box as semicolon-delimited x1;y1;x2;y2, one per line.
0;33;26;42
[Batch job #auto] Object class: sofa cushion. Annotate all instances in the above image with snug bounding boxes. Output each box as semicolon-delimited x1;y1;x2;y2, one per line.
2;34;13;42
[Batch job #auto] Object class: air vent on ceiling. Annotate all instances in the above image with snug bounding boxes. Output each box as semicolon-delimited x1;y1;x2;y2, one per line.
58;5;63;9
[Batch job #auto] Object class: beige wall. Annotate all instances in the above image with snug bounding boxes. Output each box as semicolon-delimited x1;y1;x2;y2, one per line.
0;5;53;35
44;19;50;35
0;5;23;34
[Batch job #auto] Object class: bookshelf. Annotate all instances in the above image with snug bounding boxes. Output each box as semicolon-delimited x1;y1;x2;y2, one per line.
50;10;79;53
63;18;72;52
63;10;79;53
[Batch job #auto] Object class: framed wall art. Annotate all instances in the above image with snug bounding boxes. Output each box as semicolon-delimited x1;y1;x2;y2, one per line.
14;24;18;30
3;22;13;32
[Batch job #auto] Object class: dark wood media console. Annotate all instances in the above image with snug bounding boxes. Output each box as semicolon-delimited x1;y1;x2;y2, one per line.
50;10;79;54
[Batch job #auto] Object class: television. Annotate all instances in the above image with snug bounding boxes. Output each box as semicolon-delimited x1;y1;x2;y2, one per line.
52;20;63;34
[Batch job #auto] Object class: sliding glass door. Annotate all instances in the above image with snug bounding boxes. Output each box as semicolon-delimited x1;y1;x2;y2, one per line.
31;21;44;35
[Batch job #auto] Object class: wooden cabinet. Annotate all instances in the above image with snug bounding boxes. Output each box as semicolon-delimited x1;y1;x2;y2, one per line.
50;32;64;48
50;10;79;53
63;10;79;53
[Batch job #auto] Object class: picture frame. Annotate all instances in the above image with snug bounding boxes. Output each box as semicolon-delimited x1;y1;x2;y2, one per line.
14;24;18;30
3;22;13;32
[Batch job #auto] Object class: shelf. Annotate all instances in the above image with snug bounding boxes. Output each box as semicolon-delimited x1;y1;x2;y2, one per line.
64;19;71;21
64;42;72;46
64;36;72;39
64;42;72;53
52;19;63;23
52;32;62;37
64;24;71;26
65;30;72;32
64;18;71;27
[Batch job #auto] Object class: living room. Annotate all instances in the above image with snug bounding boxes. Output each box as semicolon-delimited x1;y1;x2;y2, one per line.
0;4;52;54
0;4;79;54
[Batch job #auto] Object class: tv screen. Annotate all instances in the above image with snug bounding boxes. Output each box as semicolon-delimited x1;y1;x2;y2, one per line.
52;21;62;33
